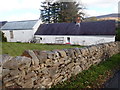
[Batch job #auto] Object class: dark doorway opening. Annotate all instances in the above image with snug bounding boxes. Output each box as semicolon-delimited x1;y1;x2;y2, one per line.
67;37;70;43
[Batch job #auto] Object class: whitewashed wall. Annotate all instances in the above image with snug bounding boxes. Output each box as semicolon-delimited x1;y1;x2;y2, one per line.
33;19;42;34
1;19;42;42
2;30;34;42
34;35;115;46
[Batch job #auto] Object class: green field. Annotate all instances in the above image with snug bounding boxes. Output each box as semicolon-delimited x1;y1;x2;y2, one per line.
1;42;82;56
52;53;120;88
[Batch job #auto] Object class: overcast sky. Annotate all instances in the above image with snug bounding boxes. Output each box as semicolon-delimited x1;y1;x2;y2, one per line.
0;0;119;21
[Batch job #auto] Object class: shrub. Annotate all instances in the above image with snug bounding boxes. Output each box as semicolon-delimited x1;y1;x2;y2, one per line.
115;28;120;41
0;31;7;42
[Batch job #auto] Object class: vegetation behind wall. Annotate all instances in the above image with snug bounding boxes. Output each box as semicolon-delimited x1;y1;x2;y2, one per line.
0;31;7;42
115;28;120;41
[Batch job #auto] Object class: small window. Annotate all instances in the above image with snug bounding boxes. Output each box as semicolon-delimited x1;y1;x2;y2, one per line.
10;31;14;39
40;37;42;40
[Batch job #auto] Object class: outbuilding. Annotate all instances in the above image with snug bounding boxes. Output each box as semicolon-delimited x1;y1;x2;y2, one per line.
0;19;41;42
34;20;116;46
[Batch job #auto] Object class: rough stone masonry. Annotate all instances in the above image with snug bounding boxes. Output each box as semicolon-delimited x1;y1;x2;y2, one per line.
1;41;120;88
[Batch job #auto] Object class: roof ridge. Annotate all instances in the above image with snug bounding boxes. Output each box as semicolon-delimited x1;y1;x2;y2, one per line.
7;19;39;23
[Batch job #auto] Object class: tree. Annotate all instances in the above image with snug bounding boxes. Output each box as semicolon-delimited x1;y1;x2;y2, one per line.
0;31;7;42
40;0;85;23
40;2;52;23
57;1;84;23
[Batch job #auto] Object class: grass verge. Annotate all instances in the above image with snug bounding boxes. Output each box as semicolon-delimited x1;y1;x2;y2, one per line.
1;42;82;56
52;53;120;88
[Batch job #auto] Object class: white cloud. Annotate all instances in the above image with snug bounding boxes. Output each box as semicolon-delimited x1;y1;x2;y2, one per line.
81;0;118;7
84;10;112;17
2;13;40;21
0;0;41;12
80;0;118;16
0;0;43;21
0;0;119;21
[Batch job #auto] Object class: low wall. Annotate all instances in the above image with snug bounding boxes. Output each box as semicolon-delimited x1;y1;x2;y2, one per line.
1;42;120;88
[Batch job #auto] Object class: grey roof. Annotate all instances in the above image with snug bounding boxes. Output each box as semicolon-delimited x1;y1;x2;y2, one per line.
1;20;38;30
35;20;116;35
0;21;7;28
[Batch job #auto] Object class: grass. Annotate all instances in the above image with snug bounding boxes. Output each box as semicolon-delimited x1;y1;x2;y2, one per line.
1;42;83;56
52;53;120;88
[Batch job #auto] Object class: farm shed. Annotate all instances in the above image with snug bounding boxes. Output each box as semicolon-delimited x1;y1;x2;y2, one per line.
0;19;41;42
34;20;116;46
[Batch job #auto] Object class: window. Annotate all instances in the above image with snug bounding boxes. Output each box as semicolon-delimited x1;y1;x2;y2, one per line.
40;37;42;40
10;31;14;39
55;37;64;44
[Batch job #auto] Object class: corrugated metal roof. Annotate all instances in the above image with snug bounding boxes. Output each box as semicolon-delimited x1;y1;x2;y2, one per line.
1;20;38;30
35;20;115;35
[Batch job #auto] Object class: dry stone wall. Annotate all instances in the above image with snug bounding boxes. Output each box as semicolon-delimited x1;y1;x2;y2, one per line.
1;42;120;88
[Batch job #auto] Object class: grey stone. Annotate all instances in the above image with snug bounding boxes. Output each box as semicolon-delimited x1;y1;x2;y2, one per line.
41;67;49;74
4;81;16;87
66;63;74;69
3;57;19;69
53;61;60;67
67;49;75;58
53;73;60;79
58;50;67;58
62;77;68;82
63;49;69;56
52;50;61;59
45;59;53;66
48;67;58;76
3;56;31;70
58;58;65;64
47;51;54;59
2;69;10;77
64;59;71;64
22;79;33;88
60;71;66;75
34;50;47;64
2;54;13;65
54;76;63;85
3;75;19;84
42;78;52;86
10;69;20;76
17;56;31;68
31;65;40;71
24;71;37;80
73;65;82;75
26;50;39;65
73;48;81;57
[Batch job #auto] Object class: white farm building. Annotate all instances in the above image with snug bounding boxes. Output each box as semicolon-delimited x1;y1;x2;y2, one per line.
34;20;116;46
0;19;41;42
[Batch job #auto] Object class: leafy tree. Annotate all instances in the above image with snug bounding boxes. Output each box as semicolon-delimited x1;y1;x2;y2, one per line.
57;1;84;23
40;0;85;23
0;31;7;42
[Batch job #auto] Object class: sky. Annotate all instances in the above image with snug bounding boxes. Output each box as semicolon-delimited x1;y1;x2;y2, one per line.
0;0;119;21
